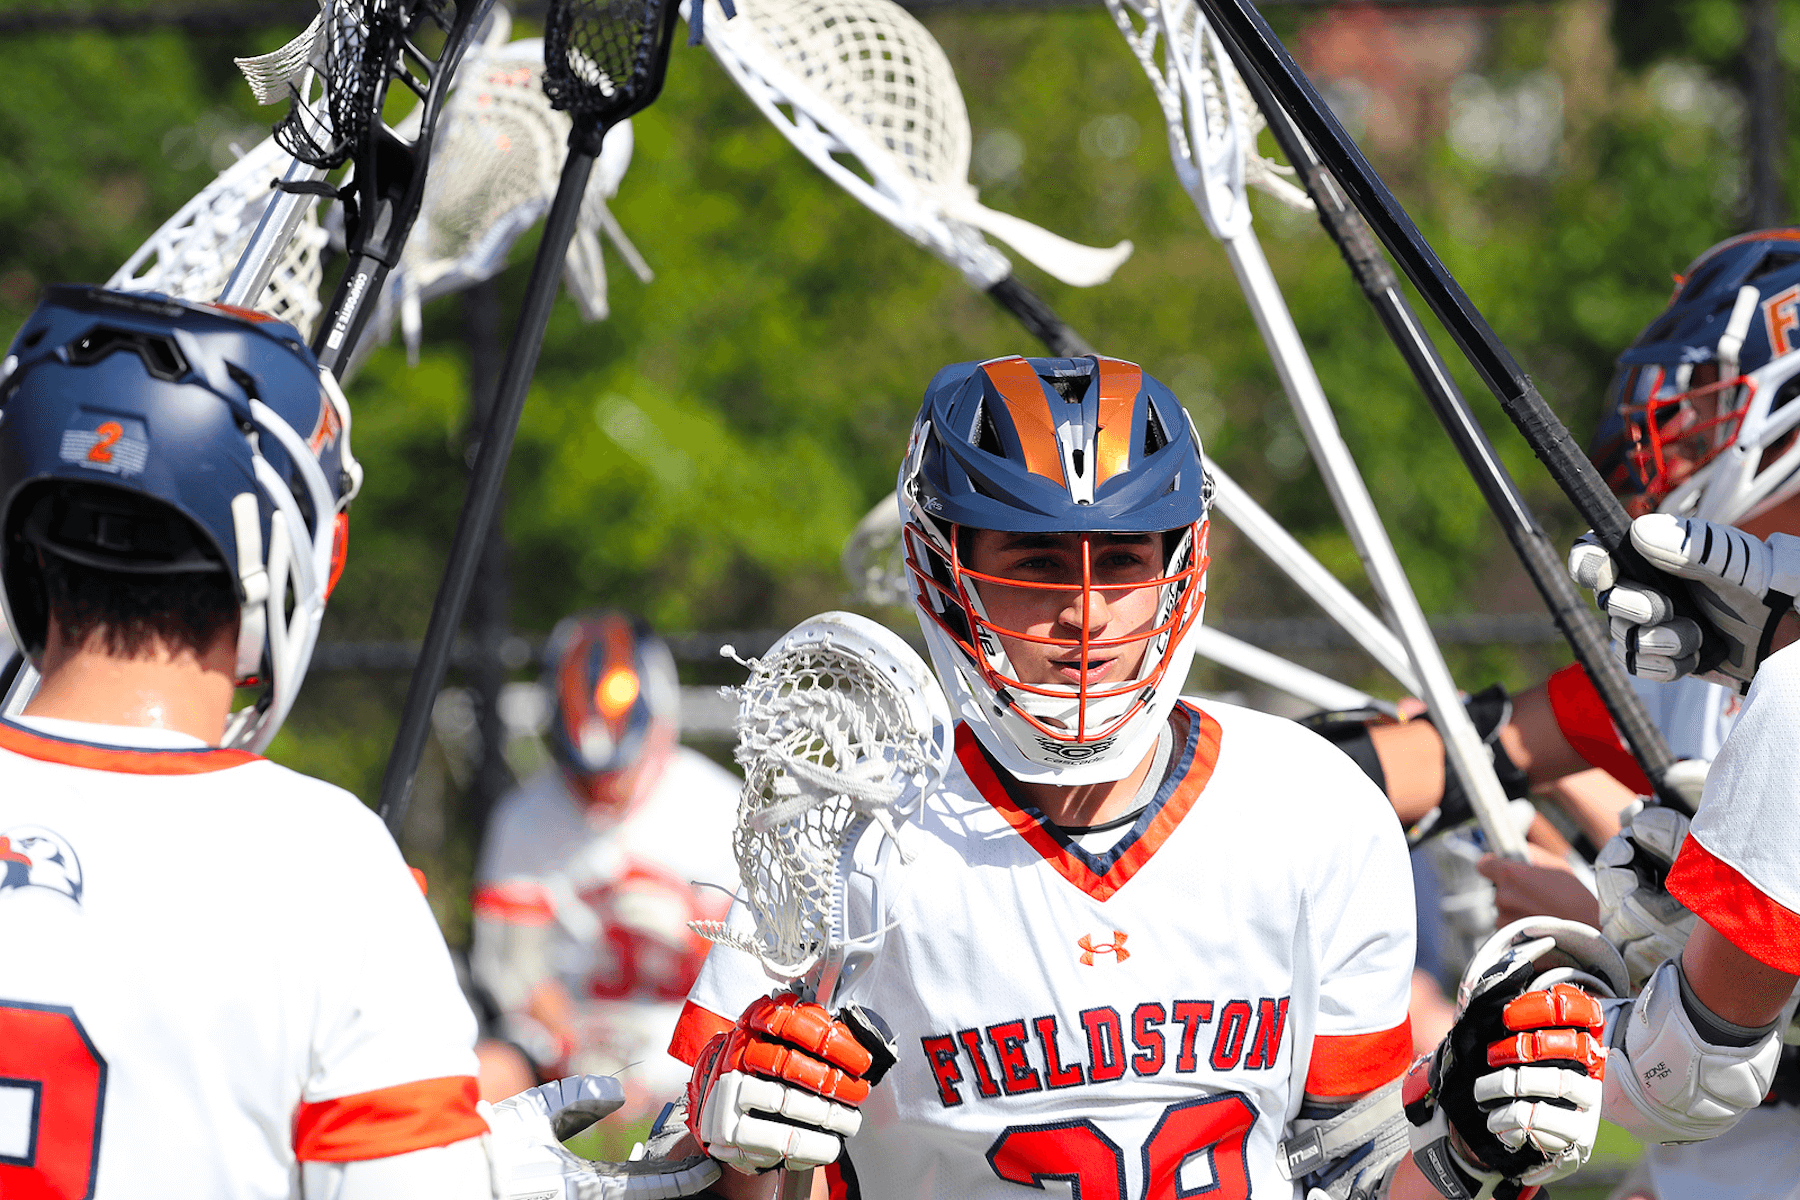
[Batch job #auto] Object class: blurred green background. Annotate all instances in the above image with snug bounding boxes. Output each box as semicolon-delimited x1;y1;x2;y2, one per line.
4;0;1788;1188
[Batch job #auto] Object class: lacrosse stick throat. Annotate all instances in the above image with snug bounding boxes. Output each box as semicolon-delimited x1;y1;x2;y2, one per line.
1195;0;1690;813
378;0;690;835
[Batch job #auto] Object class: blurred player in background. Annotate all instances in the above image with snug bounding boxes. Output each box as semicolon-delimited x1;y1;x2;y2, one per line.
665;355;1611;1200
0;287;493;1198
471;609;741;1114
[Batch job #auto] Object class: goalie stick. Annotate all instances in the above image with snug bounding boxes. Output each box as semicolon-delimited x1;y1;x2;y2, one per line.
1195;0;1691;813
697;612;954;1200
377;0;689;834
1107;0;1525;858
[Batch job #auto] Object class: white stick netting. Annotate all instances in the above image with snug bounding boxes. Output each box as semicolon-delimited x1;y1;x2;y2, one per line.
1106;0;1312;223
696;614;951;987
108;136;328;337
694;0;1131;289
373;33;650;359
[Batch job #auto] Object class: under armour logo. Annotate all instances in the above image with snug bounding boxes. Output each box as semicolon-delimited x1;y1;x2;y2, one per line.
1078;931;1129;966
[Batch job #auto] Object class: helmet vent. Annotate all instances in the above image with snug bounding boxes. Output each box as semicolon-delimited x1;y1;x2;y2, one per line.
67;326;188;382
1750;252;1800;281
974;400;1006;457
1047;374;1086;403
1143;405;1168;454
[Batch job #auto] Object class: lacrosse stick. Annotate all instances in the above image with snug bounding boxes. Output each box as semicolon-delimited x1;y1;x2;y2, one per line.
378;0;688;834
689;0;1130;341
236;0;499;375
695;611;953;1199
110;134;330;337
1110;0;1526;859
1199;6;1691;814
376;30;654;362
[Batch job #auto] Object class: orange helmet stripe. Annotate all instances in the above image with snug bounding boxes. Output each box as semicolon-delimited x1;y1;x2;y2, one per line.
981;357;1066;486
1092;357;1142;487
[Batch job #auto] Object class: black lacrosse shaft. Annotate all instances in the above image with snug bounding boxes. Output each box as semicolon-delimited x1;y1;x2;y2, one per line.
1200;0;1693;806
1217;35;1689;812
986;276;1096;357
378;146;598;833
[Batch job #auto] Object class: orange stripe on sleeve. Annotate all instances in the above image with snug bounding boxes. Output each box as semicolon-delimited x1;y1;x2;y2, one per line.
292;1076;485;1162
470;882;555;926
668;999;735;1066
1667;834;1800;976
1544;663;1655;795
1305;1022;1413;1097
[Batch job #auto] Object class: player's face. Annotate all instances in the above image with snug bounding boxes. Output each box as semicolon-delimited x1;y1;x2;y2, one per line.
963;530;1165;692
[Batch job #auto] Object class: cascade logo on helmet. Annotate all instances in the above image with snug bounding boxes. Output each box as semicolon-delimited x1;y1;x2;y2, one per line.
900;354;1211;786
1592;228;1800;525
0;285;363;752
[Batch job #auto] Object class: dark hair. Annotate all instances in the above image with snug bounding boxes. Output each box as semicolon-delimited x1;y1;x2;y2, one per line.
40;551;239;661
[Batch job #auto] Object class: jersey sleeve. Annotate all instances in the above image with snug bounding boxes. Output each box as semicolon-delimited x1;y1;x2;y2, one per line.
1544;663;1657;795
1666;643;1800;975
669;894;770;1065
1303;754;1416;1098
472;772;584;926
291;792;485;1162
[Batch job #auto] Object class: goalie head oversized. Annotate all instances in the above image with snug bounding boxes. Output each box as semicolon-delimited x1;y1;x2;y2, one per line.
1593;228;1800;526
0;286;362;751
898;354;1211;784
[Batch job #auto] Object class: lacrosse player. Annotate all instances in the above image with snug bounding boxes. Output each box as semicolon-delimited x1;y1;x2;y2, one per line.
664;355;1608;1200
0;288;724;1200
471;610;742;1111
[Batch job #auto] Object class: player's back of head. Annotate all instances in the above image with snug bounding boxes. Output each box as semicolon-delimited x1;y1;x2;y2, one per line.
0;285;362;749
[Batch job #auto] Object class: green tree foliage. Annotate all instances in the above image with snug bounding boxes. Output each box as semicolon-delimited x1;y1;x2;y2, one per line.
0;1;1774;899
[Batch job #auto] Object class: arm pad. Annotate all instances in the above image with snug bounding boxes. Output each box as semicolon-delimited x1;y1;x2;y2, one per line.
1601;958;1782;1144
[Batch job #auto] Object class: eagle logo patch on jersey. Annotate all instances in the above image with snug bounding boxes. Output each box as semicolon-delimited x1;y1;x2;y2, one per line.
1078;931;1129;965
0;826;84;905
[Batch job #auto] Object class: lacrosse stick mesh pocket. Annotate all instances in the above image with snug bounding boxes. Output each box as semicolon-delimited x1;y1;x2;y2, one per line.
545;0;677;144
703;633;940;981
274;0;419;168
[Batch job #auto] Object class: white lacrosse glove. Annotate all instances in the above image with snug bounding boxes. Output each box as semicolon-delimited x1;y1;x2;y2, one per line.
1406;919;1623;1199
1568;515;1800;691
685;993;895;1174
1595;800;1698;991
485;1075;721;1200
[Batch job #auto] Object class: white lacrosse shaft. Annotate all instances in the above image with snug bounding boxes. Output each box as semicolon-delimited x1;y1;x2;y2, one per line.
1206;463;1419;692
219;156;329;307
1134;6;1524;858
1190;625;1393;713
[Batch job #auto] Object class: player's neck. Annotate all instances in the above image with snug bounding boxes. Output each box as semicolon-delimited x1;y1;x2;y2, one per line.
24;622;238;745
1011;714;1173;827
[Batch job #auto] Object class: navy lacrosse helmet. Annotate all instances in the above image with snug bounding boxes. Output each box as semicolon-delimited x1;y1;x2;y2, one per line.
544;610;681;821
1594;229;1800;524
0;286;362;750
899;354;1211;784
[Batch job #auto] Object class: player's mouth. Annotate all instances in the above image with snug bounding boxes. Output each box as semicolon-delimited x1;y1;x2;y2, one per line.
1050;655;1116;683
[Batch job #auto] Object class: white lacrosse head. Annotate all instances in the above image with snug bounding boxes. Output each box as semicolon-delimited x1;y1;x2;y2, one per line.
109;135;329;338
697;612;953;993
376;33;651;358
692;0;1131;289
840;493;909;608
1106;0;1312;238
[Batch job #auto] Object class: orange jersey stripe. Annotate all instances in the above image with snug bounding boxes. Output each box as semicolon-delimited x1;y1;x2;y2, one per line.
1667;833;1800;975
292;1076;485;1162
1305;1022;1413;1097
669;999;735;1066
981;356;1066;487
0;719;260;775
470;882;556;926
958;702;1223;903
1543;663;1655;796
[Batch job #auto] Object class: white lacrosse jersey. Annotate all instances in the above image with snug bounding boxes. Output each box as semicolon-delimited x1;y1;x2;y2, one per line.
471;751;740;1112
0;716;485;1200
1666;642;1800;977
673;700;1416;1200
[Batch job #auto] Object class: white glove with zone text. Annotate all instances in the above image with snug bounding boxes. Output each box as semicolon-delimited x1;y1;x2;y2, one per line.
1595;801;1698;991
1569;514;1800;692
485;1076;721;1199
1406;920;1624;1199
